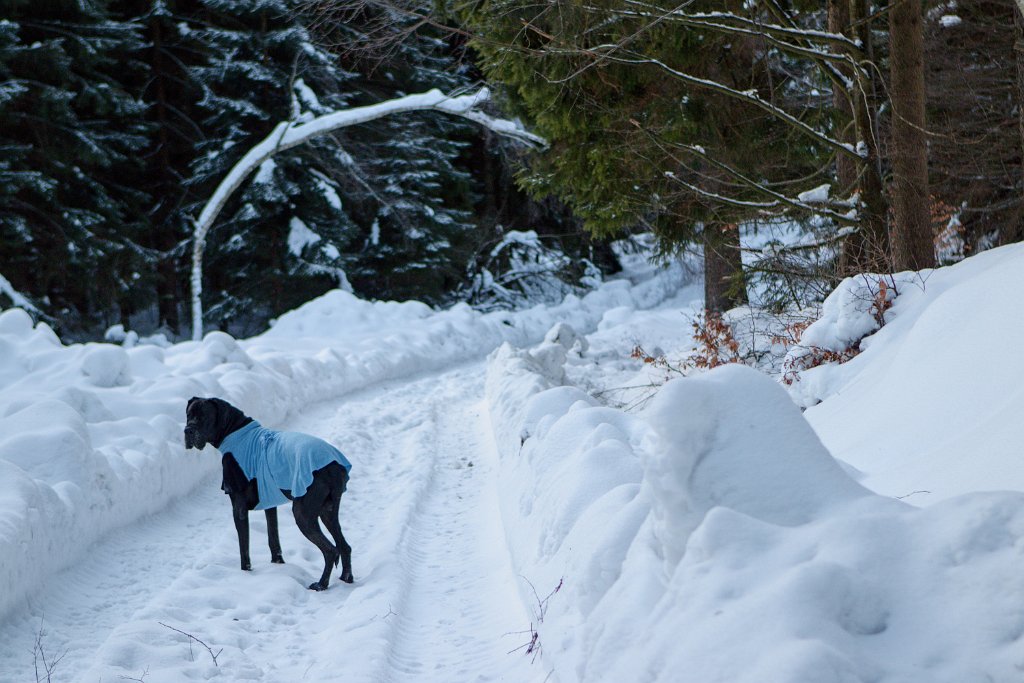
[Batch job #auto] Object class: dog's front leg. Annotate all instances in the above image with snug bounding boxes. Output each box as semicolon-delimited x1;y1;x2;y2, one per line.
265;508;285;564
231;498;252;571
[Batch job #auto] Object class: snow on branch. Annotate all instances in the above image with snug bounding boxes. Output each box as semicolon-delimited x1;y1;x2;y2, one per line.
685;11;861;52
743;224;859;257
605;55;861;161
0;272;39;314
629;118;859;222
669;143;860;223
572;3;857;103
190;88;544;341
608;4;862;62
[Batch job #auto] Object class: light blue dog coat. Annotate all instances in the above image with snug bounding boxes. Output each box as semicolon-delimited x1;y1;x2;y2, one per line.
218;421;352;510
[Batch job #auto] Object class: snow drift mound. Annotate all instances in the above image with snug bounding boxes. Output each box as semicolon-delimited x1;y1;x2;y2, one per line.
645;364;869;536
0;310;217;620
487;330;1024;683
791;241;1024;502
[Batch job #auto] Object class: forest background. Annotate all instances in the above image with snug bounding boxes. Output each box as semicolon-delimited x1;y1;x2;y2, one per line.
1;0;1021;341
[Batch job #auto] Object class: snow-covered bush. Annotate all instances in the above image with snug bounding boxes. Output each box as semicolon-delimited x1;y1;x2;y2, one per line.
464;230;602;311
779;273;918;395
104;323;172;349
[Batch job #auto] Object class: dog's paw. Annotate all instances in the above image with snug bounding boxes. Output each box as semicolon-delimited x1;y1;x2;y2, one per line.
241;562;252;571
339;569;354;584
308;581;329;591
271;555;285;564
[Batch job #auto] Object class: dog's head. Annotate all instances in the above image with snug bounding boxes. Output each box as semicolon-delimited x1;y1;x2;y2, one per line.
184;397;251;450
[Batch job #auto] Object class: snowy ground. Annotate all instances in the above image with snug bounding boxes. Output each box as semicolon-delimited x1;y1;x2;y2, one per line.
3;242;1024;682
3;363;543;682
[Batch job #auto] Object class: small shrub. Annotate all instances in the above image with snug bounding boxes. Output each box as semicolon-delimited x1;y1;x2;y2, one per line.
509;578;564;664
631;310;746;378
870;277;893;327
630;344;684;376
686;310;743;370
779;343;861;385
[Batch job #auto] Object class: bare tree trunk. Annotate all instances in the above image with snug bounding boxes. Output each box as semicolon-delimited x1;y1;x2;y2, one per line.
838;0;890;275
889;0;934;271
150;17;182;334
1011;5;1024;245
829;0;856;194
704;223;747;313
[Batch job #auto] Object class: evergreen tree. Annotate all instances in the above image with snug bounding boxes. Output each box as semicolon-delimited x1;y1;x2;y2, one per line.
0;0;615;337
186;0;488;333
108;0;214;333
309;0;614;306
0;0;151;333
459;0;813;310
184;0;362;334
330;23;479;303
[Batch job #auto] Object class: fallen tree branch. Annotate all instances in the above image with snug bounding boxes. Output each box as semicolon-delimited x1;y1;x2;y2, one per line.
159;622;223;667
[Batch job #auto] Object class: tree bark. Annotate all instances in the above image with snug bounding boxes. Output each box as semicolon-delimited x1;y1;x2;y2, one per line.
838;0;890;275
150;16;182;333
1011;6;1024;245
888;0;934;271
828;0;856;194
703;223;747;313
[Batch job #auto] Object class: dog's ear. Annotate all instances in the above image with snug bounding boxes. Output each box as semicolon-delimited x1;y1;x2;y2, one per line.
187;396;213;424
208;397;247;441
208;398;230;426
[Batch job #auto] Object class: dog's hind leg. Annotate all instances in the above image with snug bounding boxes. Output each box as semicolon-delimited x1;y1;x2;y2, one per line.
264;507;285;564
319;490;353;584
292;495;339;591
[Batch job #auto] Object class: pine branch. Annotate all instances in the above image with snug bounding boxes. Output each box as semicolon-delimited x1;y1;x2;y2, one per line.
603;54;861;161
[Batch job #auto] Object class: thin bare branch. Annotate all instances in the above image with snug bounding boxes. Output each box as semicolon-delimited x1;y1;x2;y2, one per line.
159;622;223;667
589;54;861;160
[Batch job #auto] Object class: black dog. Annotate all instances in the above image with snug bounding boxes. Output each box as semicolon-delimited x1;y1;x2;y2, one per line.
184;397;353;590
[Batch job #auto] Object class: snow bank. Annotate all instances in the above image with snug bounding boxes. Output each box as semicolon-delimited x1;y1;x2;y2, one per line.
782;271;913;407
0;317;282;620
0;260;688;620
798;242;1024;502
241;262;688;409
486;326;1024;682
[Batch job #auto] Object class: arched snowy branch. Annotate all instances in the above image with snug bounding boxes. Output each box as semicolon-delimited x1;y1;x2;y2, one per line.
190;88;544;340
0;272;39;314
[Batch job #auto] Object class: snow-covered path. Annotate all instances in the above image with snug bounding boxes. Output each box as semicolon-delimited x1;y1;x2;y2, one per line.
0;361;545;682
378;368;537;682
0;482;228;679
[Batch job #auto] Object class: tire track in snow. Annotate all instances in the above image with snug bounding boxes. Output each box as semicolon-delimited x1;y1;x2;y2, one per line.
378;366;543;683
